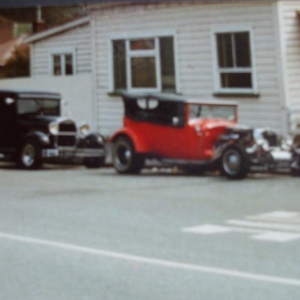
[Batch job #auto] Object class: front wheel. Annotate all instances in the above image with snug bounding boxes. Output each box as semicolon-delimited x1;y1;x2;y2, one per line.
18;140;42;169
220;146;249;179
112;137;144;174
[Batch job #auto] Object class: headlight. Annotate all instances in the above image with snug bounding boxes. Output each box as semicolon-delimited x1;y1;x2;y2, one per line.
256;138;269;150
49;122;59;135
79;123;90;136
97;135;104;144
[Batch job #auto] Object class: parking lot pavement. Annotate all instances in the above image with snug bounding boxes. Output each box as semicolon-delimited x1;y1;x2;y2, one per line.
0;164;299;300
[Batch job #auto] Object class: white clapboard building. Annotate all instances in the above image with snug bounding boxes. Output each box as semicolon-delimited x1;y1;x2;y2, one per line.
6;0;300;136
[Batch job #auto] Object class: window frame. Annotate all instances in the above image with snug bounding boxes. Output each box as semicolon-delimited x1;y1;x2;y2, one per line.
109;31;179;94
49;47;76;76
211;26;258;95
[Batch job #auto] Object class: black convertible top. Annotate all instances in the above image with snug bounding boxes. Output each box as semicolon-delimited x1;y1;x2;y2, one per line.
122;92;188;103
0;88;61;100
121;92;238;106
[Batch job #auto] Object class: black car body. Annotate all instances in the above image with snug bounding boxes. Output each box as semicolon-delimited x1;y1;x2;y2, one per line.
0;89;105;169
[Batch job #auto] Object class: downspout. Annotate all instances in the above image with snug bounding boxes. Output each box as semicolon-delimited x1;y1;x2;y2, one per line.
90;11;99;132
273;1;290;135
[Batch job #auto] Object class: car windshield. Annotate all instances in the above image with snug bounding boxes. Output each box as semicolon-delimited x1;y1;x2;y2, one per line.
189;104;236;121
17;98;60;116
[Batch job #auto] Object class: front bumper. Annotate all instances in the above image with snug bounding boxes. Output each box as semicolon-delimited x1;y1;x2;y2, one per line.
246;145;297;172
42;147;105;159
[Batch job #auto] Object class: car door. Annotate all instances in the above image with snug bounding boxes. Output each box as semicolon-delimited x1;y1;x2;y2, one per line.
0;97;18;148
143;99;187;158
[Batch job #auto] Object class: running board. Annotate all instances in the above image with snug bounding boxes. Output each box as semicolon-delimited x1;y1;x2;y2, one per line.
160;158;211;167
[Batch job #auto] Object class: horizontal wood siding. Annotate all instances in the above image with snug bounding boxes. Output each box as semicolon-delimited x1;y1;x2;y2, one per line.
280;1;300;129
93;2;283;136
31;23;92;76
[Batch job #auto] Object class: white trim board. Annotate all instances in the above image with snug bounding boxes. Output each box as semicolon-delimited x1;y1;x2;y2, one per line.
25;17;90;44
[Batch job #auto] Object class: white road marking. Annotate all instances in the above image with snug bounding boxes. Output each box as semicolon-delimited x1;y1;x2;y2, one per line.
247;211;300;224
251;211;300;219
251;232;300;242
0;232;300;287
182;224;232;234
226;220;300;232
182;224;300;242
183;211;300;243
182;224;263;234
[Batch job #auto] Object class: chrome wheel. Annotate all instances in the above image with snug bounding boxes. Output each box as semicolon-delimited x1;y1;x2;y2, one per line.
18;140;42;169
221;147;248;179
114;142;132;171
21;144;36;167
223;149;241;175
112;137;144;174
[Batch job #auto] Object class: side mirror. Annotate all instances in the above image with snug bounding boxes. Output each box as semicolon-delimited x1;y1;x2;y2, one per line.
172;116;180;126
5;97;14;105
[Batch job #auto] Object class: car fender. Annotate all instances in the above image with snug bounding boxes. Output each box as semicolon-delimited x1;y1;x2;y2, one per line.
78;133;105;149
22;131;51;147
213;138;246;162
110;128;149;153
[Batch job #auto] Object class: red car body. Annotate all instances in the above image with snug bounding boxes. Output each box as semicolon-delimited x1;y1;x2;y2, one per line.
110;93;300;178
114;111;236;160
110;93;251;178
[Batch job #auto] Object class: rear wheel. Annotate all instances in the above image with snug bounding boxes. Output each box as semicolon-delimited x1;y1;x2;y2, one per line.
220;146;249;179
112;137;144;174
18;140;42;169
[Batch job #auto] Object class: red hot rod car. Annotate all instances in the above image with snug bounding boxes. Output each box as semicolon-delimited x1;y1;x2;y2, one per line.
110;93;299;179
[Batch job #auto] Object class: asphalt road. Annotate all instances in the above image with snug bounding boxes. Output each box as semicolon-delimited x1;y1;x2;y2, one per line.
0;163;299;300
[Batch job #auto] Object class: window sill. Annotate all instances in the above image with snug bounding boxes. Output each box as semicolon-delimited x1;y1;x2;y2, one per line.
107;91;181;97
213;92;260;98
107;92;123;97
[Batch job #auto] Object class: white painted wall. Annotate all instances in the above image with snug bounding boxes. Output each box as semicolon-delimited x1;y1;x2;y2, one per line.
31;23;92;76
0;75;95;130
92;1;284;136
279;1;300;133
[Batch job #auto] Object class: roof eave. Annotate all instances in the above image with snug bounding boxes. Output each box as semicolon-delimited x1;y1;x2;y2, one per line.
24;16;90;44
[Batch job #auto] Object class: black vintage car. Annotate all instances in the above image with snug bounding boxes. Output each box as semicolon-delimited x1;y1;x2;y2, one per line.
0;89;105;169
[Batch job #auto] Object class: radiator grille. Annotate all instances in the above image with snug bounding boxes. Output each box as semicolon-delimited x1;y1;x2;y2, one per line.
57;135;76;147
57;120;77;147
59;122;77;132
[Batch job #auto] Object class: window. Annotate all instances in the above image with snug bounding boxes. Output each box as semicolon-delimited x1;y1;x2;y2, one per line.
17;99;60;116
50;49;75;76
213;30;256;94
112;36;176;93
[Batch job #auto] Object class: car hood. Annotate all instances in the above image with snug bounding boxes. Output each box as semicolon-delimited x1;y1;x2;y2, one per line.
188;118;237;130
17;115;75;131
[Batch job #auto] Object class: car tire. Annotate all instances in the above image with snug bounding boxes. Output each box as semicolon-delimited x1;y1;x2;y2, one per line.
112;136;144;174
220;146;249;180
84;157;105;169
18;140;42;169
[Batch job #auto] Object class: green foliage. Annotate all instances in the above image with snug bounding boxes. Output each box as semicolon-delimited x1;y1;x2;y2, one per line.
0;45;30;78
